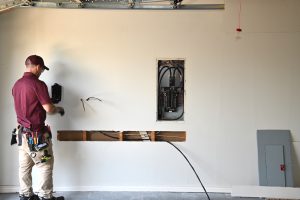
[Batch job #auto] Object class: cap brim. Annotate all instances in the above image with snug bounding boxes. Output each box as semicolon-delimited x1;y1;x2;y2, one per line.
43;66;49;71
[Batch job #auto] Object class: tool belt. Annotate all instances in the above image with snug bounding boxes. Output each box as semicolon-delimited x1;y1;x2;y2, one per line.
11;125;52;151
11;125;53;163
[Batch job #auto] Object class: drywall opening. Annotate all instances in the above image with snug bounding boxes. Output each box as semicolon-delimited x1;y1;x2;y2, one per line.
57;130;186;142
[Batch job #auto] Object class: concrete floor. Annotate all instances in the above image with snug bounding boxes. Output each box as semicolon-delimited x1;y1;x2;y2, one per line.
0;192;262;200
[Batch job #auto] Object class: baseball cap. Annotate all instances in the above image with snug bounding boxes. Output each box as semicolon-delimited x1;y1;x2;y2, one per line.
25;55;49;71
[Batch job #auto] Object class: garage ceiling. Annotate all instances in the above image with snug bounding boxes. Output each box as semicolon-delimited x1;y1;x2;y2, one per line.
0;0;224;11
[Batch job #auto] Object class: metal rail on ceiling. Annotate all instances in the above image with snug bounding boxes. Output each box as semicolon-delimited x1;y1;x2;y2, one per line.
1;0;224;11
0;0;27;12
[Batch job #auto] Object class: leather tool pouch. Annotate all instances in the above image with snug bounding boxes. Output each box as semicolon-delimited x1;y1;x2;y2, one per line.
10;128;17;145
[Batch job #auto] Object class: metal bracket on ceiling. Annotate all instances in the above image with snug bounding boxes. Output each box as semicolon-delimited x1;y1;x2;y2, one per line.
128;0;135;8
28;1;83;8
0;0;29;12
21;0;225;10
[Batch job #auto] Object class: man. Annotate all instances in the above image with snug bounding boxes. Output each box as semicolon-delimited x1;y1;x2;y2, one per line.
12;55;65;200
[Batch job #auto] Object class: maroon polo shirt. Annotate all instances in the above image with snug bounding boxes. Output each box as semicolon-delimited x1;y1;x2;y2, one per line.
12;72;52;131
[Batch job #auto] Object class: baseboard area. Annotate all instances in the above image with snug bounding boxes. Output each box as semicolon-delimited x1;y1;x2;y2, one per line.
232;185;300;200
0;185;231;194
0;186;17;193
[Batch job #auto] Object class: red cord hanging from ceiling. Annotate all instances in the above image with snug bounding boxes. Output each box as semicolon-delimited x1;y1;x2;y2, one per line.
236;0;242;32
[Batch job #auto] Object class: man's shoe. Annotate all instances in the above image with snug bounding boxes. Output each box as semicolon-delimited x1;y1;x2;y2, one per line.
19;194;40;200
41;196;64;200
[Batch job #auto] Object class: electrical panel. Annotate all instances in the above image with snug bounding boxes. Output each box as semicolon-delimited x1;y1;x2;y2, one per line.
157;59;184;121
257;130;294;187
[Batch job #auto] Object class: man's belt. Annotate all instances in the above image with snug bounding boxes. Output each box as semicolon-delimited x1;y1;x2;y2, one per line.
21;126;32;133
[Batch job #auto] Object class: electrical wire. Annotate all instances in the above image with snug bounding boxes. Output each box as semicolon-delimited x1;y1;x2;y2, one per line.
86;97;103;102
166;109;184;121
173;68;183;86
81;96;102;111
165;141;211;200
158;65;172;120
98;131;120;140
158;64;184;120
96;131;152;141
155;135;185;139
80;98;85;111
159;66;175;86
158;65;172;75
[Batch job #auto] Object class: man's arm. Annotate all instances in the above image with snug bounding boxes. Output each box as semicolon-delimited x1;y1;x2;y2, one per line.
42;103;65;116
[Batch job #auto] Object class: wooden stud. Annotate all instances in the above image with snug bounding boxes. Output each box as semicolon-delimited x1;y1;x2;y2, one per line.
118;131;124;141
150;131;156;141
82;130;87;141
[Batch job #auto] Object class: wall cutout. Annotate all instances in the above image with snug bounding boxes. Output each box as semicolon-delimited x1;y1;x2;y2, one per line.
157;59;184;121
57;130;186;142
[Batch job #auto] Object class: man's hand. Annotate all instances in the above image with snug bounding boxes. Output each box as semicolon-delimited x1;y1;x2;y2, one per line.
42;103;65;116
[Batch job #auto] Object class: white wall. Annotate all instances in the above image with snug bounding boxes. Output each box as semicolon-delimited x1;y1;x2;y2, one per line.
0;0;300;192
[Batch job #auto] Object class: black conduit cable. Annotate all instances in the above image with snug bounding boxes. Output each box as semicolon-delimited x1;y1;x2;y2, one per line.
158;66;184;121
80;98;85;111
158;63;177;75
81;97;103;112
173;68;183;83
158;65;171;75
167;110;184;121
172;66;182;77
158;66;171;120
98;131;120;140
172;61;184;70
159;67;175;86
159;66;183;89
86;97;103;102
158;66;184;120
165;141;211;200
158;64;184;120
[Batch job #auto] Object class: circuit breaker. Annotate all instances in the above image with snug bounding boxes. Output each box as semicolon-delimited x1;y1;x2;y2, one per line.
157;60;184;121
257;130;294;187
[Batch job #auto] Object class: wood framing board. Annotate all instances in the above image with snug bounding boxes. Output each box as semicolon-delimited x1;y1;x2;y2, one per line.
57;131;186;142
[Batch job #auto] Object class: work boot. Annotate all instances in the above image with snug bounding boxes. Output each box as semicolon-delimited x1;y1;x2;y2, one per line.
41;196;64;200
19;194;40;200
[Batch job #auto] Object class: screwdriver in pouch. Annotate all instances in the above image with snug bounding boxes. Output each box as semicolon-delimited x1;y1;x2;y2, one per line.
28;136;34;151
34;132;37;145
29;137;33;144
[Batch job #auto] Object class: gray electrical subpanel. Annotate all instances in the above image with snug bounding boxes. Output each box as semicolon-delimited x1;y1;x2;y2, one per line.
257;130;294;187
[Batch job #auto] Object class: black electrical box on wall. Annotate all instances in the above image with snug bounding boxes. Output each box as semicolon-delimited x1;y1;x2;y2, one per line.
51;83;62;104
157;59;184;121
